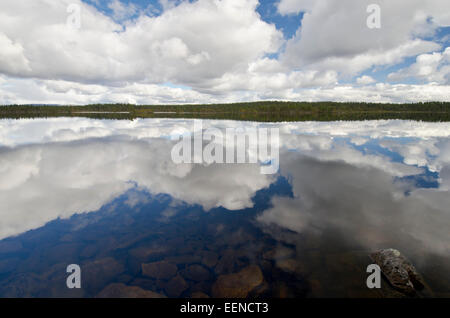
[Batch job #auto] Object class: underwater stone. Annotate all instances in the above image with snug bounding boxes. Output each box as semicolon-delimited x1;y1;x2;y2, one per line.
212;265;264;298
97;283;166;298
370;248;425;296
141;260;177;280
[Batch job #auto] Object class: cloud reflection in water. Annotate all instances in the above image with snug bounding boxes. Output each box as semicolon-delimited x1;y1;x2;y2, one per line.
0;118;449;297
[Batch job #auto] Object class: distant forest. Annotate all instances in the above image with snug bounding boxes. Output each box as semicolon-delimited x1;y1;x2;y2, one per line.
1;101;450;122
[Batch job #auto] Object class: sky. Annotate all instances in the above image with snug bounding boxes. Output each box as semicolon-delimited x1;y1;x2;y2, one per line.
0;0;449;104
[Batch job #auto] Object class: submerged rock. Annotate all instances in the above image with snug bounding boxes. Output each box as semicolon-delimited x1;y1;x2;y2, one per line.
97;283;166;298
164;275;189;297
201;251;219;268
82;257;125;292
272;281;294;298
130;277;156;291
129;245;168;260
263;246;295;261
0;273;44;297
141;261;177;280
214;249;238;275
275;259;306;276
182;264;212;282
164;254;202;266
190;291;210;298
190;281;211;295
248;280;270;298
370;248;425;296
212;265;264;298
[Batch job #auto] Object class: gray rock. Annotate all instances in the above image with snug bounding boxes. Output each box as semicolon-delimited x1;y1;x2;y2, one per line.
370;248;425;296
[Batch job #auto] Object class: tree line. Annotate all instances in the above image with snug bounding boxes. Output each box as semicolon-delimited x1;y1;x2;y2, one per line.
1;101;449;122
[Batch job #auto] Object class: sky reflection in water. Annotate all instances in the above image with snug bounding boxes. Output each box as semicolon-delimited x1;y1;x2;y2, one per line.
0;118;449;297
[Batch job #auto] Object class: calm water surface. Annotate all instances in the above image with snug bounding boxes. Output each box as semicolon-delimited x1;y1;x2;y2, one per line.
0;118;449;297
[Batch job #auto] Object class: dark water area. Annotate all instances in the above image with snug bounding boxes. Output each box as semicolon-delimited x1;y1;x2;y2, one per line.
0;118;449;298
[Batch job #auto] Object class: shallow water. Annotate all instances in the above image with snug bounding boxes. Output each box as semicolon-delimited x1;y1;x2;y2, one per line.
0;118;449;298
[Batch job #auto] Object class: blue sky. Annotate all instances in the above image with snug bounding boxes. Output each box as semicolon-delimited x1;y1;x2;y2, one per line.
0;0;448;104
82;0;166;18
83;0;305;39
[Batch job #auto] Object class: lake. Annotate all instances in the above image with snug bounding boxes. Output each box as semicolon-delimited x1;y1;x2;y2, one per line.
0;118;449;298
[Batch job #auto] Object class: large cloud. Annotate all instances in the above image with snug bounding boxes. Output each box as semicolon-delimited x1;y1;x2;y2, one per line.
279;0;449;74
0;136;274;239
0;0;282;84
